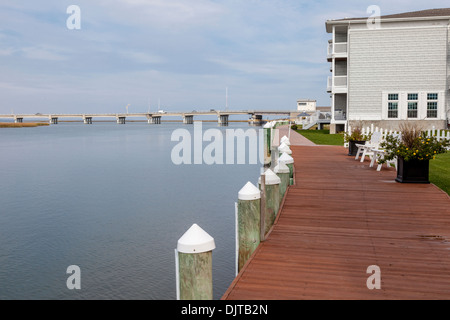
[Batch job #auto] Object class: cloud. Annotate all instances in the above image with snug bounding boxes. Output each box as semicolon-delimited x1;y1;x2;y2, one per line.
95;0;224;30
20;46;68;61
1;0;449;114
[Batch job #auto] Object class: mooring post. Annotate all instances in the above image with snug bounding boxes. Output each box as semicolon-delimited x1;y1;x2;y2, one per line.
278;142;292;157
236;182;261;273
263;122;272;167
259;169;281;234
270;145;279;170
274;161;290;201
175;224;216;300
279;152;294;185
281;135;291;147
260;173;266;242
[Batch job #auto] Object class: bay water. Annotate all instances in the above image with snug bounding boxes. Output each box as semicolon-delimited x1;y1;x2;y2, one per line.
0;121;262;300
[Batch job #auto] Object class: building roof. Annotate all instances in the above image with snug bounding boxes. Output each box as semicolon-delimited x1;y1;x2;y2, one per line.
326;8;450;32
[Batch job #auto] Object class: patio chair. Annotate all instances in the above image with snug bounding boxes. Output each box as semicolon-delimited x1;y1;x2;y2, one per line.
355;131;382;162
371;133;402;171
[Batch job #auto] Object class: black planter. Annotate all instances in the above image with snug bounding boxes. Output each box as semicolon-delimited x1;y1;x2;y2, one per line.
348;140;365;156
396;157;430;184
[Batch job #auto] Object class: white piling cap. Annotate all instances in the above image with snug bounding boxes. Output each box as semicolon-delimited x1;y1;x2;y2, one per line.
258;168;281;185
274;162;290;174
263;122;273;129
280;137;291;146
279;152;294;164
278;143;292;154
238;181;261;200
177;224;216;254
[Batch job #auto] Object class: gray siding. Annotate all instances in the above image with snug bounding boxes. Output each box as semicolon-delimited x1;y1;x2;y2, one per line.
348;26;448;120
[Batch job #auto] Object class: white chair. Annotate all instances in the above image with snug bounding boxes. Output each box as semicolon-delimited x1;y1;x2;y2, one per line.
372;133;401;171
370;149;397;171
356;132;382;162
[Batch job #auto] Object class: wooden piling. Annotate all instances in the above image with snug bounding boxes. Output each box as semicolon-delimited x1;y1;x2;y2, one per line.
263;124;272;167
176;224;216;300
274;162;290;200
279;152;294;185
259;169;281;234
237;182;261;272
278;142;292;156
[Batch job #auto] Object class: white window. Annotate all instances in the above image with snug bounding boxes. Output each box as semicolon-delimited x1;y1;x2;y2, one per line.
388;94;398;119
427;93;438;118
407;93;418;119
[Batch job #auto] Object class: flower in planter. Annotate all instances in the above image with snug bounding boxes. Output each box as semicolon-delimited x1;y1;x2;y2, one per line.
379;131;449;164
343;127;372;143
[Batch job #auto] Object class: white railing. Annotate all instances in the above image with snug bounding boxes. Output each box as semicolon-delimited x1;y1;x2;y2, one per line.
427;128;450;142
328;42;348;58
346;124;450;145
334;43;348;55
334;111;346;120
334;76;347;87
328;76;347;93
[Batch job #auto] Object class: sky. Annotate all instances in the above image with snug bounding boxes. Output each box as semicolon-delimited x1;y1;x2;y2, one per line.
0;0;449;114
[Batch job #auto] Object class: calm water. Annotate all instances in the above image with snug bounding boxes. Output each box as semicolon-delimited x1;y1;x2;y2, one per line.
0;121;262;300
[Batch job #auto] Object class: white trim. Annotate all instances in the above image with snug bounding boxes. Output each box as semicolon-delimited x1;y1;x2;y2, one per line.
326;16;450;33
381;91;446;120
348;24;449;33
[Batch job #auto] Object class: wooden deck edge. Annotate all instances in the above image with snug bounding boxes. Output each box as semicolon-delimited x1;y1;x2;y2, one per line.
220;239;264;300
431;183;450;200
221;165;295;300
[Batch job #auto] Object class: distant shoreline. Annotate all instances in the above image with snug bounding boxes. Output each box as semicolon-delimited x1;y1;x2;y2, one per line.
0;122;50;128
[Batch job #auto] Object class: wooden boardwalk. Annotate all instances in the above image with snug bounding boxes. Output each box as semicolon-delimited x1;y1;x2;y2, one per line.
222;145;450;300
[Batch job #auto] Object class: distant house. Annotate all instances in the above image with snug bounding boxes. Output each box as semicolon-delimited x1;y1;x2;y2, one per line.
326;8;450;133
297;99;317;113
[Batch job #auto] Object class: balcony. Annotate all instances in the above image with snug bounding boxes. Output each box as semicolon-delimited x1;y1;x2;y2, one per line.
334;110;347;121
327;76;347;93
327;41;348;62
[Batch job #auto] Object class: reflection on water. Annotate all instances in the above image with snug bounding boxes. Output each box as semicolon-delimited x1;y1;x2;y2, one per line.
0;122;261;299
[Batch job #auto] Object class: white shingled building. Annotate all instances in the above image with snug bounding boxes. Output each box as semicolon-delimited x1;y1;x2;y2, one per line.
326;8;450;133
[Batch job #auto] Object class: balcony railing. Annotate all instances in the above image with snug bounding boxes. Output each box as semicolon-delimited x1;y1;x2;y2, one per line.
334;76;347;87
327;76;347;92
334;110;347;121
334;43;347;55
327;41;348;59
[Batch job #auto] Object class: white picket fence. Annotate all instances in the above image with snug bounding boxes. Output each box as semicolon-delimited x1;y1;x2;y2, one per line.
345;124;450;147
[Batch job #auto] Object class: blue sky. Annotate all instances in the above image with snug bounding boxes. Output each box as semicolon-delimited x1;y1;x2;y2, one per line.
0;0;449;114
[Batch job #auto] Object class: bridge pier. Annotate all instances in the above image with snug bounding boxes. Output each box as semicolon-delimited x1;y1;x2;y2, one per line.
14;117;23;123
249;114;263;126
117;116;126;124
183;115;194;124
83;116;93;124
50;117;58;125
148;116;161;124
218;114;229;126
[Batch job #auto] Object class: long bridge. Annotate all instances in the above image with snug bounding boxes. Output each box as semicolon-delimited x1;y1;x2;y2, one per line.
0;110;297;125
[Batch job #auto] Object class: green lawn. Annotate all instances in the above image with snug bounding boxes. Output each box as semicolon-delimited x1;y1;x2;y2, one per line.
296;129;344;146
430;152;450;195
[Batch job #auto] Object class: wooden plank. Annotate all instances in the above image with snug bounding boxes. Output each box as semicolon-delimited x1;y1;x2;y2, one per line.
222;145;450;300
